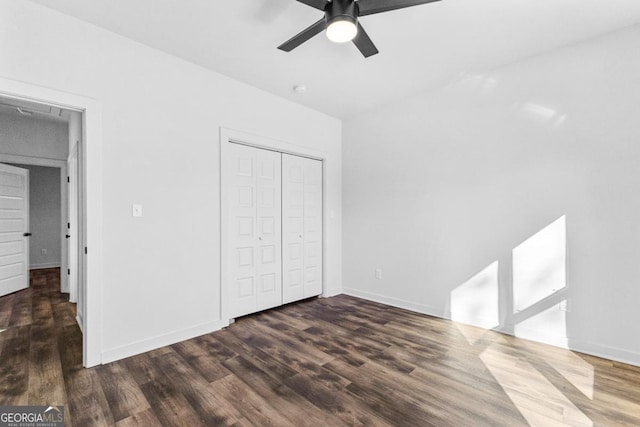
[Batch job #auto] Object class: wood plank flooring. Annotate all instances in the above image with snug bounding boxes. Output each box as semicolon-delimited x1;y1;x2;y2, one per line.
1;268;640;426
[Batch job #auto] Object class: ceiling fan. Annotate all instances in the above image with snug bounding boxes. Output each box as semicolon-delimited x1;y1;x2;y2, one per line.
278;0;442;58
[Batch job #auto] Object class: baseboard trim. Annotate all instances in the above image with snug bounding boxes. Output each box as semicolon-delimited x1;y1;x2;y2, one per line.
323;287;343;298
498;327;640;367
101;319;230;364
343;287;444;318
565;339;640;368
343;287;640;368
30;263;61;270
506;325;570;350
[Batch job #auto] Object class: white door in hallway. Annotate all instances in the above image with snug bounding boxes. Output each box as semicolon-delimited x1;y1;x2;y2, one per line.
282;154;323;303
0;163;29;297
223;143;282;318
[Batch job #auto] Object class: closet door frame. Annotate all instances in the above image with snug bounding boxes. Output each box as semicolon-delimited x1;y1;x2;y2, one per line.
220;128;326;322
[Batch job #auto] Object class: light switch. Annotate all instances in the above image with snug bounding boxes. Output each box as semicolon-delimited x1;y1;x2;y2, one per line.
132;204;143;217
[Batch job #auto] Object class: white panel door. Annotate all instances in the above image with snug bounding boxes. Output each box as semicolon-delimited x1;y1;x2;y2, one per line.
223;143;282;318
282;155;304;303
0;163;29;297
302;157;323;298
255;148;282;311
282;154;323;303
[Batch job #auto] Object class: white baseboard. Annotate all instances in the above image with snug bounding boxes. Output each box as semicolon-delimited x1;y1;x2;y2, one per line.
508;325;570;350
323;287;343;298
101;319;230;364
30;263;61;270
501;327;639;367
343;287;445;318
343;287;640;368
565;339;640;367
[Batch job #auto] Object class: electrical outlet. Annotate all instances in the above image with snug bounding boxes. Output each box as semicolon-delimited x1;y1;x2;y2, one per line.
375;269;383;280
132;204;143;217
41;248;47;255
559;299;571;312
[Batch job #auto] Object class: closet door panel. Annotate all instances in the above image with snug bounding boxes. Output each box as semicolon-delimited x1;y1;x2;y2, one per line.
282;154;323;303
282;154;304;304
224;143;259;318
255;150;282;311
224;143;282;318
303;157;323;298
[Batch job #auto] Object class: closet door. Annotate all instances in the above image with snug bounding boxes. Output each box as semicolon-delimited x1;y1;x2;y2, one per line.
255;149;282;311
282;154;323;303
223;143;282;318
282;156;304;303
302;158;323;298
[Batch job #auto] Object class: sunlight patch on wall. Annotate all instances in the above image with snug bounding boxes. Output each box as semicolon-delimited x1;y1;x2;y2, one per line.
450;261;499;331
513;216;566;313
514;302;568;348
520;103;568;128
455;73;499;94
480;345;593;426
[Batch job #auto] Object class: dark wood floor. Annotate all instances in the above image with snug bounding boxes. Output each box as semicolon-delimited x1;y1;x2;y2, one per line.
2;269;640;426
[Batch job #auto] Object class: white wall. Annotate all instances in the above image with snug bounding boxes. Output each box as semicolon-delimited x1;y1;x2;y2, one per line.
0;112;68;160
0;0;341;363
8;164;62;269
343;25;640;365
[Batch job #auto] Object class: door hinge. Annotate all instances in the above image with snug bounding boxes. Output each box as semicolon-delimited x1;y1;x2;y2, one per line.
67;269;71;275
67;222;70;229
67;176;70;183
84;247;88;255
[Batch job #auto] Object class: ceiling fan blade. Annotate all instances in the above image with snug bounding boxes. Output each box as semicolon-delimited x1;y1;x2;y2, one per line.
278;18;327;52
296;0;328;11
352;22;379;58
357;0;441;16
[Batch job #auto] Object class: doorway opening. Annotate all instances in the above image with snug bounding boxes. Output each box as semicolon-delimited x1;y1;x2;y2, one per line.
0;94;88;364
0;77;103;367
4;163;65;274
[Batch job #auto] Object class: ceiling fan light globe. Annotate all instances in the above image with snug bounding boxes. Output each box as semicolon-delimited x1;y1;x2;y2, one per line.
326;19;358;43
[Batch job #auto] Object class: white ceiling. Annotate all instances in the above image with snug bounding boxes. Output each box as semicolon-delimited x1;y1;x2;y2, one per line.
28;0;640;118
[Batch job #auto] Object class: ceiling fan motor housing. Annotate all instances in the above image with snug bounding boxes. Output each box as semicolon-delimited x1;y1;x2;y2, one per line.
279;0;441;57
325;0;358;26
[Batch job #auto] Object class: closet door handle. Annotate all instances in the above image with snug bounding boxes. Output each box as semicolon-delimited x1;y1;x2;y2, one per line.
23;232;32;237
